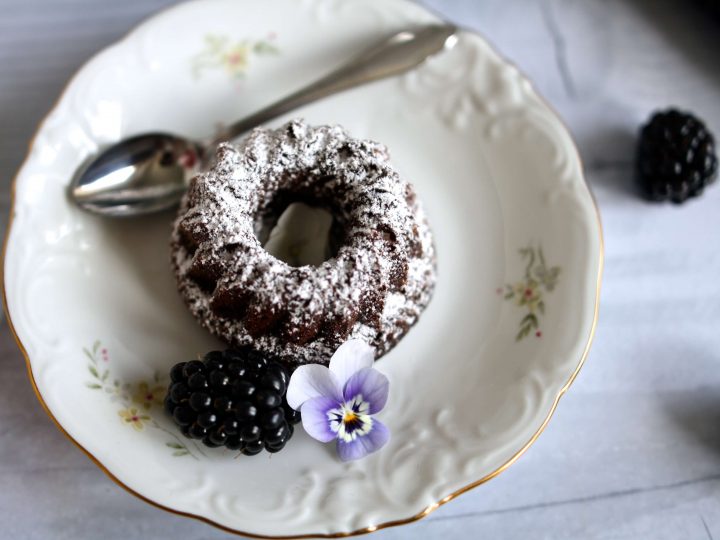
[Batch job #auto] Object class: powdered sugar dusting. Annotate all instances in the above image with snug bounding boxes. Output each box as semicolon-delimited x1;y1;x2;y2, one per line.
171;120;436;367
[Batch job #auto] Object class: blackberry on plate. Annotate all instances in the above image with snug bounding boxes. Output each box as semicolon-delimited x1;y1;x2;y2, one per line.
636;108;718;203
164;350;300;455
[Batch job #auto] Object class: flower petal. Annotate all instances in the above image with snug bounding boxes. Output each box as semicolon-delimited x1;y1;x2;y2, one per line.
286;364;342;410
343;368;389;414
328;339;375;388
300;397;340;443
336;419;390;462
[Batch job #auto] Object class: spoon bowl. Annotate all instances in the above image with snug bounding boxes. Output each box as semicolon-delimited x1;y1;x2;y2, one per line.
71;133;203;217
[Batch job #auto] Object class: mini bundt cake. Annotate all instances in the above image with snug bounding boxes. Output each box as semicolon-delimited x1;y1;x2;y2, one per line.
171;120;436;367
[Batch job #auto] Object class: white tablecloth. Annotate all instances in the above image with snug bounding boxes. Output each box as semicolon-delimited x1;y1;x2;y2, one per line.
2;1;720;538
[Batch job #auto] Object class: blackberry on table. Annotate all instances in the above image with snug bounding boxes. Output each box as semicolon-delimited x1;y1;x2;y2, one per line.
164;349;300;455
636;108;718;203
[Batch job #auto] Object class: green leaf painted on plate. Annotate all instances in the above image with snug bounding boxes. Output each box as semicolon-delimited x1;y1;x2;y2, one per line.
253;41;279;54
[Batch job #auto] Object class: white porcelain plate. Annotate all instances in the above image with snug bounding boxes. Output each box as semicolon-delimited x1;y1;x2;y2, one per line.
3;0;602;536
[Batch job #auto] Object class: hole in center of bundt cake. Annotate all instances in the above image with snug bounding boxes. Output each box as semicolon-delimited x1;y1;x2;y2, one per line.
259;202;342;267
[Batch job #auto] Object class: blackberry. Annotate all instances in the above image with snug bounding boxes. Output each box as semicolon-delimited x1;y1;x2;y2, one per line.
164;349;300;455
636;108;718;203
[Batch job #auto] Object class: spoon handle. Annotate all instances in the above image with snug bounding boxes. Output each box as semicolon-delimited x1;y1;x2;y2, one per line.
211;24;458;146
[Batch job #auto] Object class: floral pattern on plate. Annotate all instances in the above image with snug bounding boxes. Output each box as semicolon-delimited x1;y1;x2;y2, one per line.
191;33;279;80
501;246;561;341
84;341;205;459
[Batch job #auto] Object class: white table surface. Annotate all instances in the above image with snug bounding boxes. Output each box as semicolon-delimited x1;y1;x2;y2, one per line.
2;1;720;538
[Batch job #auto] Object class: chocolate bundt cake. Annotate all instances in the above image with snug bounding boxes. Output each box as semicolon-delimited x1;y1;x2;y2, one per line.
171;120;436;367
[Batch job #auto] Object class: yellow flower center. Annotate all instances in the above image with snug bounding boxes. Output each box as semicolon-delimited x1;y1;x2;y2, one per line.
327;396;373;442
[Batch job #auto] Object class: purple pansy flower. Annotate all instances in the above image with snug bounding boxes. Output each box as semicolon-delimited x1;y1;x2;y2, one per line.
287;339;390;462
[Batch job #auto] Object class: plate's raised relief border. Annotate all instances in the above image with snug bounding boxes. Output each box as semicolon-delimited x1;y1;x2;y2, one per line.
401;33;586;208
401;35;535;130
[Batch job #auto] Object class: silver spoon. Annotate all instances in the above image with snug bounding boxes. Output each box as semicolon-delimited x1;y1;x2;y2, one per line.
70;24;458;217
